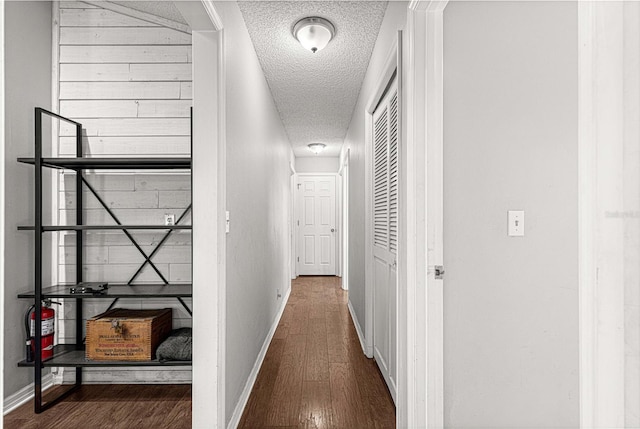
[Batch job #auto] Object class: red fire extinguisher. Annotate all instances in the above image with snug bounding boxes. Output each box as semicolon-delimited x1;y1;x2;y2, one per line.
25;301;57;361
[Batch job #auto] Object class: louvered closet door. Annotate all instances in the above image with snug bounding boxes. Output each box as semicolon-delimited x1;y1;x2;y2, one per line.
372;76;398;403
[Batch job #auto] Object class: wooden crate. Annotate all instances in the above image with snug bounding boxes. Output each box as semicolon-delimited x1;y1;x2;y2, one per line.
86;308;172;361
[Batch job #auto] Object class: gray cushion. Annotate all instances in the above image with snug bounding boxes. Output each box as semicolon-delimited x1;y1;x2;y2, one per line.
156;328;192;361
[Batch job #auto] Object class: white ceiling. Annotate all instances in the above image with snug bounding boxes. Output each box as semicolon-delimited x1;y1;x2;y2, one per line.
237;1;388;157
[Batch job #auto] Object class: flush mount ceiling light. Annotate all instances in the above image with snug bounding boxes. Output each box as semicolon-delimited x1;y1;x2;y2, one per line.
293;17;335;54
307;143;326;154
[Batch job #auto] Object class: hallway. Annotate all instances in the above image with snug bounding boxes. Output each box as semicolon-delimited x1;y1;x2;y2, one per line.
238;276;395;429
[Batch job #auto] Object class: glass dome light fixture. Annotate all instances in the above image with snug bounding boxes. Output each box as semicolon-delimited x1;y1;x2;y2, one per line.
293;17;335;54
307;143;327;155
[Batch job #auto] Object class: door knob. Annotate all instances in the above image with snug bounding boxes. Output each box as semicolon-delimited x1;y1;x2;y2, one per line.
331;228;335;232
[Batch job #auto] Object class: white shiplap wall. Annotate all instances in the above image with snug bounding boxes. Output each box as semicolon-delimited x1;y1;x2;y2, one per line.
55;1;192;383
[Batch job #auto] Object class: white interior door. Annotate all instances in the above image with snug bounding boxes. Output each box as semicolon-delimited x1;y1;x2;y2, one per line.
372;77;399;402
297;175;337;275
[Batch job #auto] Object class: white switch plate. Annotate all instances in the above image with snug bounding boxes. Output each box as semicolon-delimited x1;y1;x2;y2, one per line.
508;210;525;236
226;211;230;233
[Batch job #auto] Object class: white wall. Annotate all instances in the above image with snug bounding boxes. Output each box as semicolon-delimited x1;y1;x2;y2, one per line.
295;156;339;173
213;2;293;425
443;2;578;427
3;0;52;399
54;1;192;384
342;2;407;341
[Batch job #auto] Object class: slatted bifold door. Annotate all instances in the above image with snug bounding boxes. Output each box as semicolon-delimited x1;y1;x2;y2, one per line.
372;76;399;402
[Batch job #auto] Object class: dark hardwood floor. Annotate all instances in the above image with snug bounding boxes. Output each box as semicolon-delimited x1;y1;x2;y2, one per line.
3;384;191;429
239;276;395;429
4;276;394;429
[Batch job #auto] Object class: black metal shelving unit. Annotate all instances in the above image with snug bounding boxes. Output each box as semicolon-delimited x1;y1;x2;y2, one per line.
18;108;193;413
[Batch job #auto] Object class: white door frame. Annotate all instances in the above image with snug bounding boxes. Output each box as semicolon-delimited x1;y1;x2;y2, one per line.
295;173;340;276
290;162;297;280
184;1;447;426
177;1;226;428
339;149;350;290
578;3;629;427
399;1;447;428
365;34;401;363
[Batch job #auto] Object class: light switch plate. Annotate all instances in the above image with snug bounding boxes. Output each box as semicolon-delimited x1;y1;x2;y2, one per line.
508;210;525;237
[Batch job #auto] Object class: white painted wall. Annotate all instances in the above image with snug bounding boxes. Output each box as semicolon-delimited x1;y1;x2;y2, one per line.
3;0;53;399
54;1;192;384
295;156;339;173
342;2;407;342
212;2;293;425
443;2;578;427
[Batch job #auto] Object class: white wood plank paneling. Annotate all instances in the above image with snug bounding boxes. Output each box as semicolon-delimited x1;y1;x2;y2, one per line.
180;82;192;99
60;82;181;100
62;173;135;191
63;263;172;283
59;136;191;156
60;100;191;119
135;175;191;191
169;264;192;282
60;27;191;45
60;100;139;118
59;2;99;9
107;245;192;264
130;63;192;81
60;8;158;27
60;45;191;64
61;230;191;247
63;190;159;209
59;246;109;265
158;191;191;208
60;63;130;81
56;1;192;384
136;100;192;117
59;208;192;225
60;118;191;136
61;63;192;82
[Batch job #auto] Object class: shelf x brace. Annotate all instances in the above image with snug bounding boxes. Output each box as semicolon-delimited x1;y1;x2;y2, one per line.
81;177;191;286
127;204;192;285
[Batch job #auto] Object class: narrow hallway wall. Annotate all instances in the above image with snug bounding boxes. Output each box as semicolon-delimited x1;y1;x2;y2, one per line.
342;1;407;347
3;1;53;401
213;2;294;425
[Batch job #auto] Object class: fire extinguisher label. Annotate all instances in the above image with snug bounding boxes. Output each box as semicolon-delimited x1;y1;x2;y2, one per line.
30;317;55;337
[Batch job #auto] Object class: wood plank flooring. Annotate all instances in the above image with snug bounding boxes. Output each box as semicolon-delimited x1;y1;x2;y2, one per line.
3;384;191;429
239;276;395;429
4;276;394;429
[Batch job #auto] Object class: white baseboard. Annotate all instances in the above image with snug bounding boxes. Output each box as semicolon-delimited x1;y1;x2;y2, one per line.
348;299;371;357
227;286;292;429
3;373;55;415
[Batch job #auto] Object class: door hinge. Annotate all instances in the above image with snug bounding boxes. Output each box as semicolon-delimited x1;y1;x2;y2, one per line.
297;257;299;262
297;183;301;189
297;220;299;226
435;265;445;280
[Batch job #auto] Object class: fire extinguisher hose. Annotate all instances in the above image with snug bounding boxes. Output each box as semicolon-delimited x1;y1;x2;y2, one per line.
24;304;35;362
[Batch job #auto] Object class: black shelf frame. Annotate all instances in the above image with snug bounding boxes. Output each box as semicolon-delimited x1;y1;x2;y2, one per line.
17;345;191;368
19;108;193;413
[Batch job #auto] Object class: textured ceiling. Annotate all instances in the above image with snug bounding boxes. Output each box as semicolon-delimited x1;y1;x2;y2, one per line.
109;1;188;25
238;1;388;157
